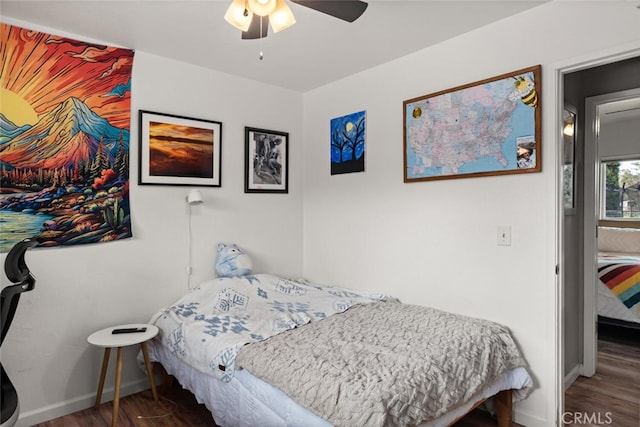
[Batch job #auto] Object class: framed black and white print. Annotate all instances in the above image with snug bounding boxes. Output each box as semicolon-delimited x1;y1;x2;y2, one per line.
244;127;288;193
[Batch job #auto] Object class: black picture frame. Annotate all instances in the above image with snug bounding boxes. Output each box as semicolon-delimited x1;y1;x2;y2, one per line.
138;110;222;186
244;127;288;193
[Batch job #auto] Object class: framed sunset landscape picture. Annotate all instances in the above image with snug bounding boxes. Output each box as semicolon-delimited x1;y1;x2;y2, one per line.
138;110;222;186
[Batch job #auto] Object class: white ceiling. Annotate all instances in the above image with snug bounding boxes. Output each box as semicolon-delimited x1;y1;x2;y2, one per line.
1;0;547;92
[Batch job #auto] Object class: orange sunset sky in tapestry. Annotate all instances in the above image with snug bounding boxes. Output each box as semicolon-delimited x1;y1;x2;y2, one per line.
148;121;214;178
0;24;133;129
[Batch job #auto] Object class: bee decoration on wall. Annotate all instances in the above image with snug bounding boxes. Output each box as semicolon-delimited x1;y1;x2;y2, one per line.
510;75;538;108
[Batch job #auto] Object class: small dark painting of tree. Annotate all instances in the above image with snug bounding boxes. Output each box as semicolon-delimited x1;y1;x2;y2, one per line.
331;110;365;175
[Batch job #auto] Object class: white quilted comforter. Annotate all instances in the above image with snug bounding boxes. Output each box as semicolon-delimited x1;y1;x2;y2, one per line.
236;300;531;427
150;274;389;382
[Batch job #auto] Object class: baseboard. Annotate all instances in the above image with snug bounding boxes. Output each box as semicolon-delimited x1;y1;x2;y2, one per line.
15;378;150;427
564;364;582;391
514;409;547;427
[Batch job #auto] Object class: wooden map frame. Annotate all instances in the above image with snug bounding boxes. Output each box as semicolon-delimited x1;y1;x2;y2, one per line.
403;65;542;183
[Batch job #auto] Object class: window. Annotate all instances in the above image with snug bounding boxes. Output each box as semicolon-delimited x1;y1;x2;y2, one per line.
600;159;640;219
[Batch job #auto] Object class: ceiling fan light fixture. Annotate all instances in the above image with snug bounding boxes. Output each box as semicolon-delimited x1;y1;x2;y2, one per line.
225;0;254;32
230;0;367;39
248;0;277;16
269;0;296;33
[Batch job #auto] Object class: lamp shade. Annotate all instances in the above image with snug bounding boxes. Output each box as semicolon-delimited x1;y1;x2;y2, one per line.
225;0;254;32
187;189;204;205
563;123;575;137
563;110;575;137
269;0;296;33
248;0;276;16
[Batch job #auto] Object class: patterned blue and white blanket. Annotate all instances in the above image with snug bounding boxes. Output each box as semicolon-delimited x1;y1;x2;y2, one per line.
150;274;390;382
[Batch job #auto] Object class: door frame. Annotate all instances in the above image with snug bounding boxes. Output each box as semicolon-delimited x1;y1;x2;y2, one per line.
556;45;640;425
581;87;640;376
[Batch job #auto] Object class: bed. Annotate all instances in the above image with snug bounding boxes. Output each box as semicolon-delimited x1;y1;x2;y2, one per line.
143;274;533;427
597;226;640;329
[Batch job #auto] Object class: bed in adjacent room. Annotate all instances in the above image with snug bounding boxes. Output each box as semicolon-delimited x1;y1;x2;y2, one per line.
143;274;533;427
597;226;640;329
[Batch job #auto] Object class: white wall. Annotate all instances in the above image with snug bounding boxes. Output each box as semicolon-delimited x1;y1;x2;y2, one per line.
301;2;640;426
0;18;303;426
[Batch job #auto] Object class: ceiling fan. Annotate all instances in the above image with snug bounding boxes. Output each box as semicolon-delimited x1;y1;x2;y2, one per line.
224;0;368;40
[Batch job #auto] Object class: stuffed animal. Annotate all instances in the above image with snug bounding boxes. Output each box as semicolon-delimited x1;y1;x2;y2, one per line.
215;243;253;278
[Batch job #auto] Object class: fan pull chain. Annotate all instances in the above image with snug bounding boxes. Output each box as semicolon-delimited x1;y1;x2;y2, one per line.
259;17;264;60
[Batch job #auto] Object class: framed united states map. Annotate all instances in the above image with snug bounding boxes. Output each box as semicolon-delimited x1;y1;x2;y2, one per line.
403;65;541;182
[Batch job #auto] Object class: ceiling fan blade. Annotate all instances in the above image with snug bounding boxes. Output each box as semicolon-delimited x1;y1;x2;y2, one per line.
290;0;368;23
242;15;269;39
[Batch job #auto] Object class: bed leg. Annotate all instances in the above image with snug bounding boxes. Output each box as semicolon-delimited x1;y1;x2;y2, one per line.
154;362;174;393
496;389;513;427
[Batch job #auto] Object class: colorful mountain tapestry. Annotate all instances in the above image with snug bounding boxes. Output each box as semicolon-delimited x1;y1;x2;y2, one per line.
0;24;135;252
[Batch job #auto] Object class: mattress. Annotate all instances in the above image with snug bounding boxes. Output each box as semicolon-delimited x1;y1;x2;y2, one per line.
146;339;533;427
142;274;533;426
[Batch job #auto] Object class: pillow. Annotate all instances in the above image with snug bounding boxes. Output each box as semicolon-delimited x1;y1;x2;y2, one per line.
215;243;253;278
598;227;640;254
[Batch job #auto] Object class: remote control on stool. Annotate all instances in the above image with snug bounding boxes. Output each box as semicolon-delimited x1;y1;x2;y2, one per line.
112;327;147;334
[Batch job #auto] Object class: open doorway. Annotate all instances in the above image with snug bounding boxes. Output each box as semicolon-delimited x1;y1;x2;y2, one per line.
582;89;640;375
562;56;640;425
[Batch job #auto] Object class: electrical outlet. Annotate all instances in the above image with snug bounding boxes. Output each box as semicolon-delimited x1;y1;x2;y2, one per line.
497;225;511;246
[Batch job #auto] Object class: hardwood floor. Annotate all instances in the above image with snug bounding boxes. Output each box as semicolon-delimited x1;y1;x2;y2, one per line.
37;343;640;427
34;383;217;427
564;330;640;427
34;382;516;427
32;327;639;427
